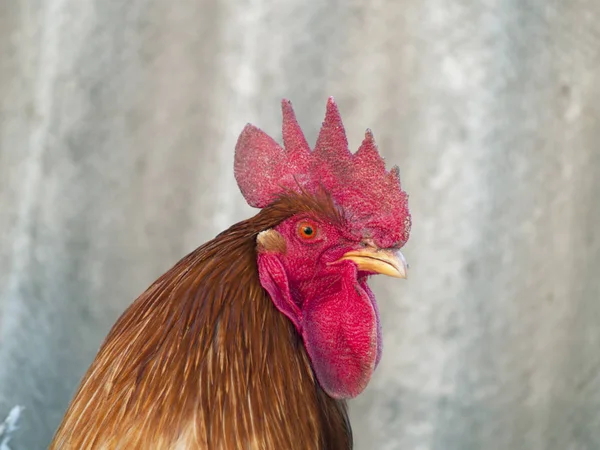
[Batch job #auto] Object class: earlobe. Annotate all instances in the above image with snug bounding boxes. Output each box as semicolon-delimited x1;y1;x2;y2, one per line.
257;253;302;331
257;229;287;253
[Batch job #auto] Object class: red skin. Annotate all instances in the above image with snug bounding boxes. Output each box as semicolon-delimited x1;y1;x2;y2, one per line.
257;215;383;399
235;98;411;250
236;97;410;399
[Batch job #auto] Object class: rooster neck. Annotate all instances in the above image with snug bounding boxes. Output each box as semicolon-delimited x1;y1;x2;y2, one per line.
51;196;353;450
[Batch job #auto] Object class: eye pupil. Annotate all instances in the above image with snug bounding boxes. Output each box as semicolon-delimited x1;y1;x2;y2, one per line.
303;226;313;236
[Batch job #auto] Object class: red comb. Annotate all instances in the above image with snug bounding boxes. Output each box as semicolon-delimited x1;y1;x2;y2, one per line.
234;97;411;248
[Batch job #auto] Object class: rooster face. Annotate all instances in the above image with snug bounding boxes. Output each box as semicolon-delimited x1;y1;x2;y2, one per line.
256;198;407;399
235;98;411;400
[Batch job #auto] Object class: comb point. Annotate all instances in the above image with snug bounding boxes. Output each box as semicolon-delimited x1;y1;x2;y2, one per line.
314;96;351;160
234;123;286;208
281;98;310;156
355;128;386;172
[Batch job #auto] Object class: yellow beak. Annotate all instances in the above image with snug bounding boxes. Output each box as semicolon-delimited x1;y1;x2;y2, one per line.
336;248;408;279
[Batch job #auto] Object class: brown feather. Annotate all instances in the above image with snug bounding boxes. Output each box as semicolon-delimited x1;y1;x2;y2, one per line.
50;191;352;450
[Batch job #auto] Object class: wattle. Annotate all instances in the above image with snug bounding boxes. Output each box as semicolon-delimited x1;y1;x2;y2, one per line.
301;264;381;399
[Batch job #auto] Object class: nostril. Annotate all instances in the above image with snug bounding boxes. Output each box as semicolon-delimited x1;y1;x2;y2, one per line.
361;238;376;248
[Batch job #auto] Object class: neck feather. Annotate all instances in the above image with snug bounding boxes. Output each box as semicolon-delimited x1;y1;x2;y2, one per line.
51;196;352;450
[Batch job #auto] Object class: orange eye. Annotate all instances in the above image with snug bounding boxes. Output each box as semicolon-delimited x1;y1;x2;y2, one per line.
298;221;317;240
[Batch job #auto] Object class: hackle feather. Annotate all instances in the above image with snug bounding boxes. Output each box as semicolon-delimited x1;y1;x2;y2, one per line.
50;192;352;450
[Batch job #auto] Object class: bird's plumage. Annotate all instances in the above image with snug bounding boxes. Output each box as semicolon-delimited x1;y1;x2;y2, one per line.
51;193;352;449
51;98;410;449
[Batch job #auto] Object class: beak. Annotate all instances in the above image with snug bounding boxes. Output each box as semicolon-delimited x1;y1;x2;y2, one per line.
336;247;408;279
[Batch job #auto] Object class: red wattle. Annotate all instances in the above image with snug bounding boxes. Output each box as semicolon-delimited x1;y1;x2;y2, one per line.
301;265;379;399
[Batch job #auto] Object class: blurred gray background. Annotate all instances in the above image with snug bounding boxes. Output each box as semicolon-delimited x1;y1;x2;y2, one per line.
1;0;599;449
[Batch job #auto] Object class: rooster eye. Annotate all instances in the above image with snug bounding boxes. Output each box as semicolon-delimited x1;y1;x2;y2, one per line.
298;221;317;240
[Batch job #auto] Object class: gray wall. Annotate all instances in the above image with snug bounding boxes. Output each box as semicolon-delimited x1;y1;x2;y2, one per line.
1;1;599;449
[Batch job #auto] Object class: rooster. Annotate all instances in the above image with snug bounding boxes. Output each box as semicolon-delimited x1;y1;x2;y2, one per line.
50;98;411;449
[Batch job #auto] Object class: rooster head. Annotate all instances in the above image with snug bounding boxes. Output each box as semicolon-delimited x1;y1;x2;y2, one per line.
234;98;411;399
